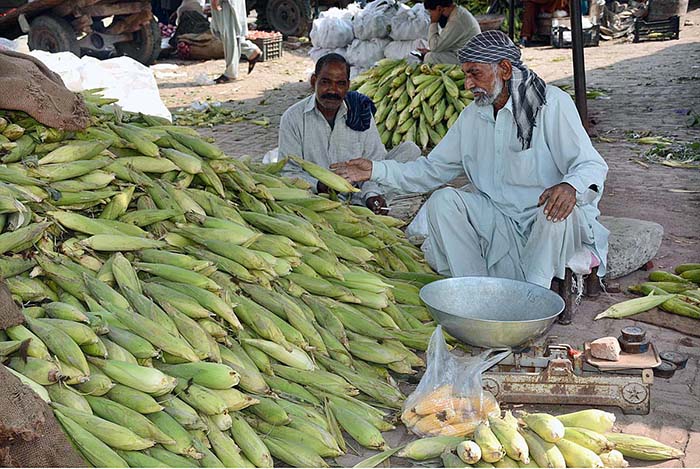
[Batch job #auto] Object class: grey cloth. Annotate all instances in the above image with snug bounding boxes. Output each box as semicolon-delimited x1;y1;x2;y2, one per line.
458;30;546;150
210;0;260;79
426;6;481;64
278;94;420;205
422;188;592;287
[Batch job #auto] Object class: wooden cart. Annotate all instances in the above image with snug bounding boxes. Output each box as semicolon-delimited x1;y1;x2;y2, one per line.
0;0;160;64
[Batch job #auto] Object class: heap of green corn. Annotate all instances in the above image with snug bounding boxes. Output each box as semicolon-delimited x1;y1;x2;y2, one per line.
595;264;700;321
351;59;473;150
0;91;446;468
394;409;683;468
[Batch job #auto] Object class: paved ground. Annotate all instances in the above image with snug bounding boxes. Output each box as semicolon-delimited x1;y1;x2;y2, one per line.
153;8;700;467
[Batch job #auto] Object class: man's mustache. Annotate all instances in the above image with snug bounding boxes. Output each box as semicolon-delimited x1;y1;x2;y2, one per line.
321;93;342;100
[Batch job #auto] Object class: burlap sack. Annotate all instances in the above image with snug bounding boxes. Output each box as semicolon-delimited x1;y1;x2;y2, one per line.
178;32;225;60
0;50;90;131
0;280;87;467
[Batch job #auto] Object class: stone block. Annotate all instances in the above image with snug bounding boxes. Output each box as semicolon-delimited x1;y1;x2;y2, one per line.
600;216;664;280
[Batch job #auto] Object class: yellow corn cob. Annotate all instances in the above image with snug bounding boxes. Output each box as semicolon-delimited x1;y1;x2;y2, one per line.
52;403;155;450
520;427;566;468
147;411;203;458
46;384;92;414
106;384;163;414
100;186;135;220
288;155;359;193
564;427;615;454
53;410;128;467
489;414;530;464
557;410;616;432
604;433;684;461
599;450;629;467
240;338;314;370
88;358;177;395
522;412;566;443
80;234;167;251
457;440;483;464
555;438;604;467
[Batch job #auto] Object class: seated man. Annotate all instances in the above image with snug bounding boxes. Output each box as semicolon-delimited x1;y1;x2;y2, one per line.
279;53;419;214
332;31;609;288
418;0;481;65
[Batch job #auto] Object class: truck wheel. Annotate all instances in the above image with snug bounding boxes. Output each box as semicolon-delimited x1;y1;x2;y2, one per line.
28;15;80;56
115;19;161;65
265;0;311;37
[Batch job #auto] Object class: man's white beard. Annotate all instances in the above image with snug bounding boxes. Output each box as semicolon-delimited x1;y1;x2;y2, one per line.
473;77;504;107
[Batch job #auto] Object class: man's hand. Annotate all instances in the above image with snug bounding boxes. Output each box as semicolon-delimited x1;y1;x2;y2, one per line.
429;8;442;23
316;181;330;194
366;196;387;215
330;158;372;184
538;183;576;222
212;0;222;11
417;47;429;55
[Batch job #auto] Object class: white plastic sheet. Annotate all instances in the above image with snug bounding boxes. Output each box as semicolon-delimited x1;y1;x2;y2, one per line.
390;3;431;41
29;50;171;121
345;37;390;68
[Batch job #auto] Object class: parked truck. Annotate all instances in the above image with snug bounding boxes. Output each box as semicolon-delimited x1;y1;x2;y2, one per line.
247;0;352;37
0;0;160;64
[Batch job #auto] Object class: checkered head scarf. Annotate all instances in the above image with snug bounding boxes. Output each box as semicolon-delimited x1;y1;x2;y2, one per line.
458;30;546;150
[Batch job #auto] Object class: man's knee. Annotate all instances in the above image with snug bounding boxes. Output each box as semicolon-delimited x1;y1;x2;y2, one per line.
534;207;570;238
426;187;463;211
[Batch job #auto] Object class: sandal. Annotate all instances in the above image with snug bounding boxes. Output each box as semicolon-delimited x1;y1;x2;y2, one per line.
247;53;261;74
214;74;232;84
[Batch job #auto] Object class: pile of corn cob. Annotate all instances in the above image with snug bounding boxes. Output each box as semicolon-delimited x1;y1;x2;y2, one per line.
595;264;700;321
401;385;502;437
351;59;473;150
0;92;446;467
396;409;683;468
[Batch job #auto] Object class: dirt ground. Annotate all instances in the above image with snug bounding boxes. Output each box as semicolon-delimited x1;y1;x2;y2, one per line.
153;8;700;467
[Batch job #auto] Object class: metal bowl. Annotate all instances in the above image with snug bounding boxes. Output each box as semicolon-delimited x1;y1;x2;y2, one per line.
419;277;565;348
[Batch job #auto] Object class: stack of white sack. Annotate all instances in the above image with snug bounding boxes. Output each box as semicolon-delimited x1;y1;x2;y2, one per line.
345;37;391;68
309;7;355;48
352;0;403;40
309;46;348;62
383;38;429;60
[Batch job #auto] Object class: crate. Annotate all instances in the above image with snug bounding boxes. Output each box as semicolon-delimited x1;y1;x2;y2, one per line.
251;34;283;62
633;15;680;42
551;24;600;48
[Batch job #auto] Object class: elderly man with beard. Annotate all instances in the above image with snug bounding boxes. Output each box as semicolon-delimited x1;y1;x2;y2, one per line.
278;53;420;214
331;31;609;289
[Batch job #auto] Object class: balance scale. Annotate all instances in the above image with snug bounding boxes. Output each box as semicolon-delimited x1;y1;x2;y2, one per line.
477;337;654;415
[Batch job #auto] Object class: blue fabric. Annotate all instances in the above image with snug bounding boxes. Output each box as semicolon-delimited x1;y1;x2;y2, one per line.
344;91;376;132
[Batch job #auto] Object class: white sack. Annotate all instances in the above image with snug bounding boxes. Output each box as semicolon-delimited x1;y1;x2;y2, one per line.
310;16;354;48
345;38;391;68
309;46;347;63
384;38;428;60
352;0;404;40
390;3;431;41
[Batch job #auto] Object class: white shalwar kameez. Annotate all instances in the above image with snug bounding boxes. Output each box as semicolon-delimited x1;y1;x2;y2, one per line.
369;85;609;287
210;0;260;79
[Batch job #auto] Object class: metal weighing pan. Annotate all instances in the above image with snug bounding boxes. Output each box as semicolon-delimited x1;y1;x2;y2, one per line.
419;276;565;348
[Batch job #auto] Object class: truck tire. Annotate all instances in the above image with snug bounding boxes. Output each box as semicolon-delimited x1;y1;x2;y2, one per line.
265;0;311;37
28;15;80;56
115;19;161;65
